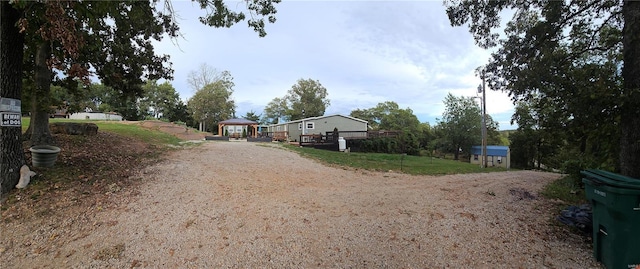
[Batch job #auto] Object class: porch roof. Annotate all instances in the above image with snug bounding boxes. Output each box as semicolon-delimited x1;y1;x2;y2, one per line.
219;118;258;125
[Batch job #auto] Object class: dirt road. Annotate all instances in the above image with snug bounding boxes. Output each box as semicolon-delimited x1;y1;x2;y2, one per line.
2;142;601;268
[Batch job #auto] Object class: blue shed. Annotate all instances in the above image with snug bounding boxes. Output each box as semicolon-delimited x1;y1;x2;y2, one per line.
470;145;510;168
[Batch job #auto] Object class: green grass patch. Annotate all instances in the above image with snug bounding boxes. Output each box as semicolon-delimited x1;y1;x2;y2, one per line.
540;175;586;205
283;144;507;176
94;122;182;146
21;118;182;147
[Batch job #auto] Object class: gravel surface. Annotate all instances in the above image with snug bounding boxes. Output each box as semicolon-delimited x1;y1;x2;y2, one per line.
2;142;602;268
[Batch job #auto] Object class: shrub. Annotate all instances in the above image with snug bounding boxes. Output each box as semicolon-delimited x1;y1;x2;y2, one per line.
348;134;421;155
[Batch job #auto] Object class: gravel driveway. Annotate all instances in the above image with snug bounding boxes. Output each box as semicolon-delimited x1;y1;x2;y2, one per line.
3;142;601;268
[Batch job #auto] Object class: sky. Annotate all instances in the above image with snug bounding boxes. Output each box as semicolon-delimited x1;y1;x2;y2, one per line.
153;0;516;130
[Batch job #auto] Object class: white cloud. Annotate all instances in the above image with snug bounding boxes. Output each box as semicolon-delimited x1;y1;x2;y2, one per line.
152;1;516;129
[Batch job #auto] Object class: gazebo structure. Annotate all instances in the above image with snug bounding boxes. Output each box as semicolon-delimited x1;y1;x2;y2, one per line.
218;118;259;138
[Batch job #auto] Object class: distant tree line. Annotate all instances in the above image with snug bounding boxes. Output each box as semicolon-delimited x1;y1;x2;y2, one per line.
348;97;502;158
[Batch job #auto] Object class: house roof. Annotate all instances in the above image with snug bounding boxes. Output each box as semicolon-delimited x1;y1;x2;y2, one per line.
471;145;510;156
269;114;368;126
219;118;258;125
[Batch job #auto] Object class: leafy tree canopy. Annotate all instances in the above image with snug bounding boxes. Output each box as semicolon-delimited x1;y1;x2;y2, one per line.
0;0;280;193
350;101;420;132
435;93;482;160
286;79;330;120
243;110;261;123
187;76;236;132
263;78;330;123
262;97;288;124
139;80;181;119
445;0;640;176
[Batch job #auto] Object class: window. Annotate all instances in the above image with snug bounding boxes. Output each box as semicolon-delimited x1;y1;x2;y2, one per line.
306;122;315;129
473;155;478;161
298;123;302;130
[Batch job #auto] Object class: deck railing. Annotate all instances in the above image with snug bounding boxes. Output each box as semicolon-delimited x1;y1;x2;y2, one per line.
264;131;288;141
324;130;400;140
367;130;401;138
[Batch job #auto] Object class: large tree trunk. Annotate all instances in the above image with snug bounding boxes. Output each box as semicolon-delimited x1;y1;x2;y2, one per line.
0;2;26;194
27;41;56;146
453;145;459;160
620;1;640;178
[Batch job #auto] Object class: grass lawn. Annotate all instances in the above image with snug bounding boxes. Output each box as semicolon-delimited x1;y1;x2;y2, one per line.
283;144;508;176
21;118;182;147
285;144;588;205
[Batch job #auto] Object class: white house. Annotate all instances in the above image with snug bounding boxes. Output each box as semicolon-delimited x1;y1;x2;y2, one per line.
69;112;123;121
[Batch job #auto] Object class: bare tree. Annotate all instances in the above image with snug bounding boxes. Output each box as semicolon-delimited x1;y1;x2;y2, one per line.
187;63;228;92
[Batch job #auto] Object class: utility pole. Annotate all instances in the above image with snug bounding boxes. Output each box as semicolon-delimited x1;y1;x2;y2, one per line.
481;71;488;168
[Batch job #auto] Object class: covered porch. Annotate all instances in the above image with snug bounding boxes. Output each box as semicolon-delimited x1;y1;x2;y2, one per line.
218;118;259;138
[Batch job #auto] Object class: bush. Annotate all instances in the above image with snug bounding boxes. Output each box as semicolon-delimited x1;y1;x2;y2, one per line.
348;134;421;155
550;149;603;183
541;176;586;205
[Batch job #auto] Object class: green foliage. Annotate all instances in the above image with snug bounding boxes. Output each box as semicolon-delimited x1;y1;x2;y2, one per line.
347;101;428;155
262;97;288;124
399;132;421;155
262;79;331;123
243;110;261;122
445;0;640;176
498;130;512;146
139;80;181;120
418;122;435;149
194;0;280;37
2;0;281;193
509;97;618;172
485;114;502;145
110;94;143;121
283;145;507;175
187;73;236;132
540;176;586;205
434;93;482;160
287;78;330;120
554;149;616;183
164;100;192;124
224;129;229;136
349;101;430;148
508;128;536;169
242;128;247;138
263;78;330;123
350;101;420;132
348;133;421;156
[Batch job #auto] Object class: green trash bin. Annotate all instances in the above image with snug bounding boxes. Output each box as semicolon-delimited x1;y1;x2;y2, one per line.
581;169;640;269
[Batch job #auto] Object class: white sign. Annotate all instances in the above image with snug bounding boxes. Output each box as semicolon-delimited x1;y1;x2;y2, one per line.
0;97;21;112
0;112;21;127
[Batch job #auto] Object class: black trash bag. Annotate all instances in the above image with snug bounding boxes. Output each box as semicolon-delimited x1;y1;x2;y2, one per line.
557;204;592;235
